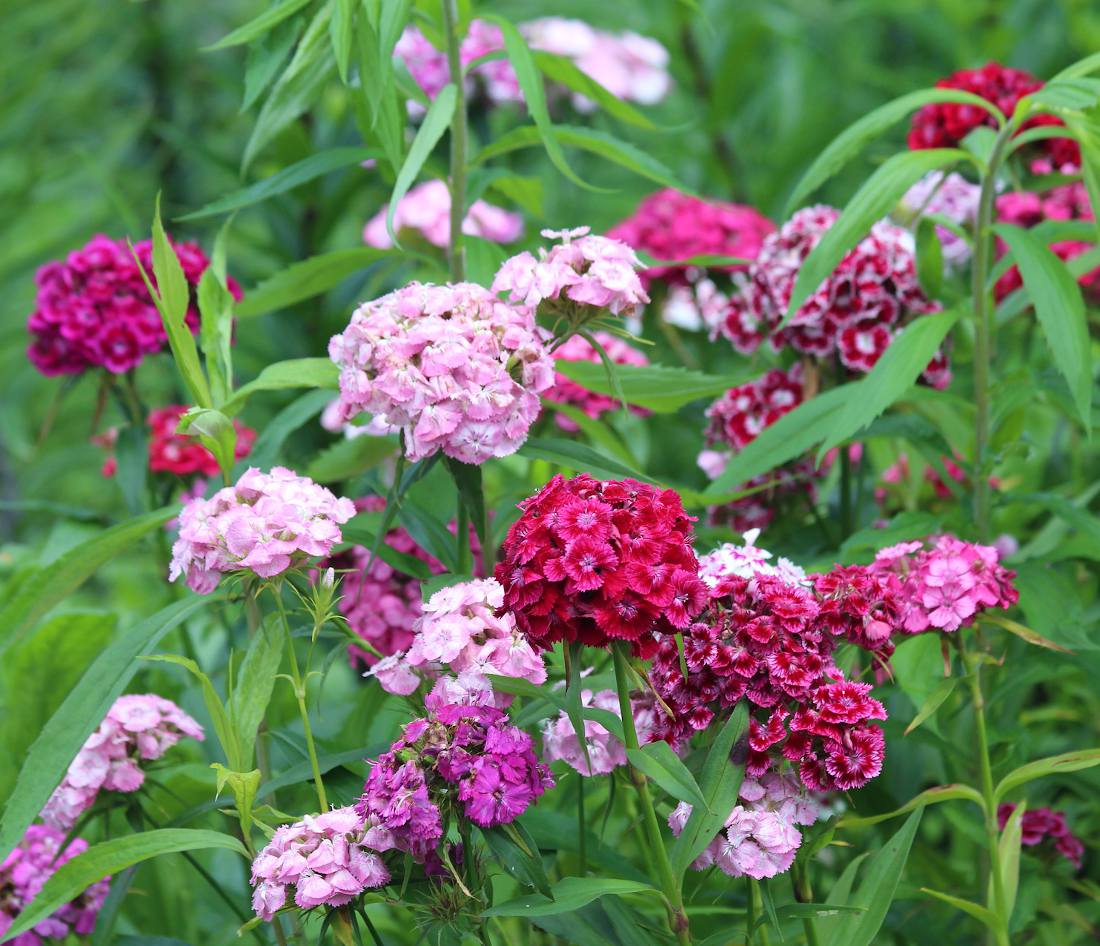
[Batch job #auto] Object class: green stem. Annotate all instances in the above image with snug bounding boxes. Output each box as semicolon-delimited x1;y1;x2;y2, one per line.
839;447;853;538
577;774;587;875
611;643;691;946
442;0;467;283
456;501;472;574
745;875;756;946
752;880;770;946
792;861;820;946
273;585;328;811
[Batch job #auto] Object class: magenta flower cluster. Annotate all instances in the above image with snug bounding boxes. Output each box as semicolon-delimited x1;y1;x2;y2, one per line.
328;282;554;464
169;467;356;594
998;803;1085;869
546;331;650;431
0;825;111;946
364;180;523;249
26;233;239;377
542;689;662;776
41;694;203;831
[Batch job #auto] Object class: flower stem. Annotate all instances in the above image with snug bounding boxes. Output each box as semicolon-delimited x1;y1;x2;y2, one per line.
611;642;691;945
792;861;820;946
745;875;756;945
441;0;467;283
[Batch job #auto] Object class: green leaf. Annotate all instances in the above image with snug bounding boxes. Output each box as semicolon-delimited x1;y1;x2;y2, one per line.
532;50;656;129
329;0;355;82
221;358;338;416
445;458;489;565
1051;52;1100;81
992;223;1091;425
552;361;750;413
785;149;969;326
205;0;315;50
244;389;332;471
519;437;653;483
0;596;218;862
339;520;436;580
814;852;869;943
242;18;302;112
179;407;237;481
115;424;149;515
228;616;285;769
0;508;175;656
982;612;1073;654
0;830;248;942
306;434;398;483
994;748;1100;802
671;702;748;879
996;802;1025;922
481;876;654;918
626;741;709;811
211;765;263;839
904;675;958;735
386;82;456;245
785;89;1003;215
915;215;945;300
196;221;235;407
143;654;239;770
482;823;553;899
181;147;375;220
919;888;1000;933
840;784;984;828
1026;78;1100;111
355;12;405;173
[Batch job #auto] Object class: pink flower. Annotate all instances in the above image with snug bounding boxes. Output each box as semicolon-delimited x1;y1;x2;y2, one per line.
542;689;666;776
900;172;981;268
364;180;523;249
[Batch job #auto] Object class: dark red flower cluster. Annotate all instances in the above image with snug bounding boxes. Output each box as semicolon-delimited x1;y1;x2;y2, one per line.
908;63;1079;171
27;234;241;377
649;572;890;792
495;474;707;658
607;189;776;288
718;207;948;388
998;803;1084;868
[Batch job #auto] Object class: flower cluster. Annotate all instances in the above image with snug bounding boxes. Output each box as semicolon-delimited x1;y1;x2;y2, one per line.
364;180;523;249
98;405;256;479
356;705;553;863
0;825;111;945
495;473;707;657
718;206;948;386
492;227;649;323
249;807;390;921
900;172;982;268
369;578;546;700
328;282;554;464
669;772;823;879
26;234;239;377
545;331;649;431
907;62;1078;171
868;535;1018;634
998;804;1084;869
169;466;356;593
697;529;807;588
542;689;663;776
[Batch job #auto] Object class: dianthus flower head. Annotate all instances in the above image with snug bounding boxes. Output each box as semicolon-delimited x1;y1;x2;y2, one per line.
545;331;650;431
0;824;111;944
168;466;356;594
26;233;240;377
899;172;982;268
364;180;523;249
698;530;808;588
40;694;204;831
328;282;553;464
998;803;1084;869
495;474;706;658
249;806;390;922
542;689;664;776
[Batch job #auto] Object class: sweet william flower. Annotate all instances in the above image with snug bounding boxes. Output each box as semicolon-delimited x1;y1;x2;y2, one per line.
364;180;523;248
998;803;1085;869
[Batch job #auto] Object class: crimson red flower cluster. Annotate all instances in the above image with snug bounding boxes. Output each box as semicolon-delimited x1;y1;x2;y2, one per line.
650;570;891;792
998;803;1084;869
495;474;708;658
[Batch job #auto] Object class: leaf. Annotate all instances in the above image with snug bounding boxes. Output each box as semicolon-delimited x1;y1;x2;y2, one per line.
444;458;488;564
915;215;945;300
0;507;174;656
0;596;218;862
179;407;237;481
920;888;1000;933
904;675;958;735
229;616;285;769
115;424;149;515
221;358;338;416
143;654;239;770
532;50;656;129
235;247;394;318
996;802;1025;922
0;830;248;941
244;389;332;472
329;0;355;82
181;147;375;220
205;0;315;50
482;823;553;899
993;224;1092;425
1027;78;1100;111
785;89;1003;215
355;12;405;173
814;852;869;943
671;702;748;878
840;784;984;828
1051;52;1100;81
994;748;1100;802
625;741;709;811
339;519;435;580
211;765;263;839
242;18;302;112
306;435;398;483
785;149;969;326
519;437;653;483
196;222;235;407
481;877;654;918
552;361;750;413
386;83;456;245
982;612;1073;654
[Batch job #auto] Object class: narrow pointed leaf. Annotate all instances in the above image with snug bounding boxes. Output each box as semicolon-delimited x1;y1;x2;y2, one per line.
205;0;314;50
481;876;654;917
626;741;709;811
994;748;1100;802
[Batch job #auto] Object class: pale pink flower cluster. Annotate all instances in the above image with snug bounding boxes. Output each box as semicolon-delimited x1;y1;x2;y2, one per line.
669;772;822;879
697;529;808;587
41;695;204;831
370;578;546;701
249;806;389;922
542;689;662;776
364;180;523;249
900;172;981;268
328;282;554;464
168;467;356;594
493;227;649;321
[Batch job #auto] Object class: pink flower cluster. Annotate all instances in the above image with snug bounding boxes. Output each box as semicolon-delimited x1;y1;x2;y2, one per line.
669;772;822;879
0;825;110;945
26;234;239;377
542;689;662;776
364;180;523;249
718;206;948;386
369;578;546;700
41;694;203;831
492;227;649;322
356;705;553;864
328;282;554;464
900;172;982;268
169;466;356;593
395;19;520;106
998;803;1084;869
545;331;649;431
249;807;390;922
869;535;1018;634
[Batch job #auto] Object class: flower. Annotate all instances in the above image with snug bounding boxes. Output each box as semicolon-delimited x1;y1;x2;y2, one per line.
544;331;650;431
0;825;111;944
40;694;203;831
168;467;356;594
899;172;981;268
328;282;554;464
364;180;523;249
698;530;808;588
542;690;663;776
997;804;1084;869
492;227;649;322
249;807;390;921
26;234;240;377
495;474;706;657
